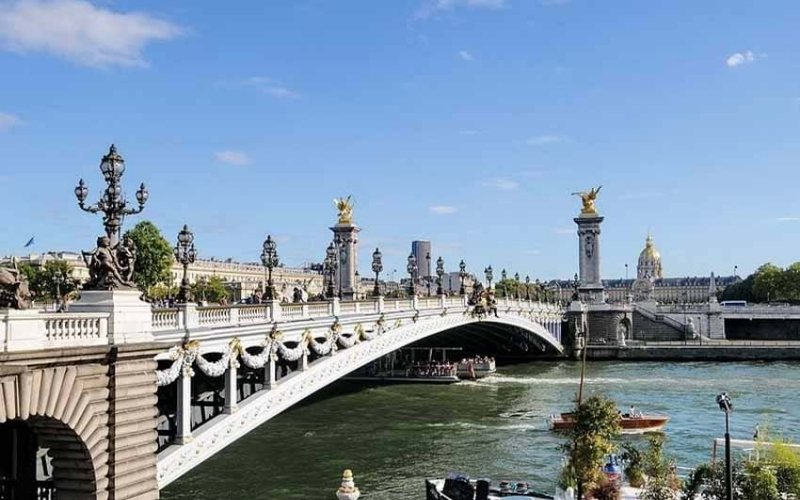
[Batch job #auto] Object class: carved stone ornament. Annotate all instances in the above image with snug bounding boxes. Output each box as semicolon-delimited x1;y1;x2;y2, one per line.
81;235;138;290
584;233;595;259
0;265;32;309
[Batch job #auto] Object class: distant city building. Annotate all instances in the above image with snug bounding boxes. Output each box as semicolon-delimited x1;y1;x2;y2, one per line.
552;234;739;304
411;240;431;279
2;251;324;301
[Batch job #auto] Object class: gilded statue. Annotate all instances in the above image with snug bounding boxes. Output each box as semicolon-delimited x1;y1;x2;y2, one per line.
571;185;602;215
333;195;354;225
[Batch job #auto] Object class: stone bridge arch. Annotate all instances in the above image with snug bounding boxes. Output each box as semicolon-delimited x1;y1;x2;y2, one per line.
157;313;562;487
0;364;110;499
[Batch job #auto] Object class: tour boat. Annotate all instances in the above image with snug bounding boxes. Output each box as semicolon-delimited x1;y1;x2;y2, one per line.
549;412;669;434
456;358;497;380
425;474;554;500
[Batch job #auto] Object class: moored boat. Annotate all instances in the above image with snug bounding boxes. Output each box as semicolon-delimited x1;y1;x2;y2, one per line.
549;412;669;434
426;473;554;499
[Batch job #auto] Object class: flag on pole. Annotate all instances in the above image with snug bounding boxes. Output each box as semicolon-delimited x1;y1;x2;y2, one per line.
24;237;34;248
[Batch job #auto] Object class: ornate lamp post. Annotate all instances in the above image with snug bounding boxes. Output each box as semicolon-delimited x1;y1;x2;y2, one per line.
53;270;65;310
174;225;196;303
325;242;337;299
535;278;542;301
407;253;418;296
74;145;148;246
425;251;432;297
501;268;507;282
716;393;734;500
514;272;520;299
261;235;279;300
484;266;493;289
458;260;467;296
199;275;208;303
436;256;445;296
372;248;383;296
525;275;531;300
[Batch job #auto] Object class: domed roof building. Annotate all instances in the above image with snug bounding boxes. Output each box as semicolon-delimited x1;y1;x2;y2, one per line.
637;234;663;280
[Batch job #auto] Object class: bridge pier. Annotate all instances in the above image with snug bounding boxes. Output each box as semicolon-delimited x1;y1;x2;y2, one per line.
265;357;277;389
223;364;238;414
175;373;192;444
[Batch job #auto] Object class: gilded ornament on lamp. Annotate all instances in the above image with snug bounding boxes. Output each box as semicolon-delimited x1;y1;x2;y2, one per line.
333;195;355;225
571;185;602;215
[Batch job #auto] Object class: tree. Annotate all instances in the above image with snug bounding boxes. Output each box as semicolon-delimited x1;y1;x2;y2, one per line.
640;435;679;500
561;394;622;497
20;260;79;302
124;221;174;295
191;276;230;304
753;263;783;303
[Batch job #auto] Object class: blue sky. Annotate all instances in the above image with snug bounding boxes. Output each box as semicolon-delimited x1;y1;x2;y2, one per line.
1;0;799;281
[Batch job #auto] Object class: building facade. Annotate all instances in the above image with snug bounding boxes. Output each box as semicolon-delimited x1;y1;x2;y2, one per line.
411;240;431;279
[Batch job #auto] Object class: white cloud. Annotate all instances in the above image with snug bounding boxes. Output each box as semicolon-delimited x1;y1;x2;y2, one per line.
483;178;519;191
458;50;474;61
415;0;506;19
240;76;300;99
776;216;800;222
0;112;22;131
214;151;251;166
726;50;757;68
429;205;458;215
526;134;567;146
0;0;183;68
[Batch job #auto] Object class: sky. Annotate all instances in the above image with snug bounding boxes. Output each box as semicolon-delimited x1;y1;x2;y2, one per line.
0;0;799;281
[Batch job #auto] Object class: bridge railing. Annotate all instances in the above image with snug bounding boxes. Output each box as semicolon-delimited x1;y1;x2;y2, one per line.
2;310;109;352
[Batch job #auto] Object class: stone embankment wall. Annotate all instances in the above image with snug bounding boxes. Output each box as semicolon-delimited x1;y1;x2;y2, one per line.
586;344;800;361
725;318;800;340
632;311;684;341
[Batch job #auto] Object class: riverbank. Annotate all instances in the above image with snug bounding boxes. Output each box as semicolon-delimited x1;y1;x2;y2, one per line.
586;340;800;361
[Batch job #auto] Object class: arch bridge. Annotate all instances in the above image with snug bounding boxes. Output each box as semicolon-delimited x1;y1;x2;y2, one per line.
0;295;564;499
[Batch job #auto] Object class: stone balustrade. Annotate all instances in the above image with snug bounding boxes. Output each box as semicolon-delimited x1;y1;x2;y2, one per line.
1;295;565;352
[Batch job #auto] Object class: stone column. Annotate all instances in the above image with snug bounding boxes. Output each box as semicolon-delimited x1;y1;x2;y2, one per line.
176;372;192;444
331;223;360;300
265;356;277;389
574;214;606;304
224;363;238;414
70;289;154;344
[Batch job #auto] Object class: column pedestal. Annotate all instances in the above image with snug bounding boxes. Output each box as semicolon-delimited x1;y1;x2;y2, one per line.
574;214;606;304
70;289;153;344
330;223;360;301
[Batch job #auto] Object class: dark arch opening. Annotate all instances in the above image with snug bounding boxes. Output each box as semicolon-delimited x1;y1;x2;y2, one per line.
0;416;98;499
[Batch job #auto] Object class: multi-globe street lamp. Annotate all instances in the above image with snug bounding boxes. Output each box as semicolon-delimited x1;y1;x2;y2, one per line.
325;242;337;299
436;256;445;296
407;253;418;296
458;260;467;296
484;266;493;289
261;235;279;300
174;225;196;303
426;251;432;297
74;145;149;246
716;393;734;500
372;248;383;296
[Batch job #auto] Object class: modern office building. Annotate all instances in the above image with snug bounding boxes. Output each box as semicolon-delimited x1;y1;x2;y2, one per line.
411;240;431;279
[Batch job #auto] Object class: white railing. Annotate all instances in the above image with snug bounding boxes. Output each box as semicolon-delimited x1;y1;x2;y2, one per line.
198;307;231;326
238;305;269;323
2;310;109;352
153;309;180;331
281;303;304;320
339;301;357;315
307;302;330;317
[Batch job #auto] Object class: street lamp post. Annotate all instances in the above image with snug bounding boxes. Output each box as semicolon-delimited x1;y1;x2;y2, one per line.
484;266;493;289
74;145;149;246
325;243;337;299
174;225;196;303
426;251;431;297
261;235;279;300
525;275;531;301
372;248;383;296
53;270;65;311
514;272;520;299
716;393;734;500
436;256;445;296
199;275;208;303
407;253;418;296
458;260;467;296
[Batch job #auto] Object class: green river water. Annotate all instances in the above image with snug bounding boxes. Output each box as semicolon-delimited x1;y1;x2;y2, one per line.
162;361;800;500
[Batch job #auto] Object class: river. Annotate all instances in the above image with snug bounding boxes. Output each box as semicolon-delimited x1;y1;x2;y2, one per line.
162;361;800;499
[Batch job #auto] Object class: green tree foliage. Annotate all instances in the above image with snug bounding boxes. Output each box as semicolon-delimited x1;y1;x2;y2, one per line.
191;276;230;304
561;394;622;494
721;262;800;303
640;435;679;500
621;442;645;488
20;260;79;301
124;221;174;294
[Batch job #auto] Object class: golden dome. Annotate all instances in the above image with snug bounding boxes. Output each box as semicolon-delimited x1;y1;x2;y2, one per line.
637;233;663;279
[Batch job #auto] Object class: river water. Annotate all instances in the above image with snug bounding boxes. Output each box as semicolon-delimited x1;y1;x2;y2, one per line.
162;361;800;499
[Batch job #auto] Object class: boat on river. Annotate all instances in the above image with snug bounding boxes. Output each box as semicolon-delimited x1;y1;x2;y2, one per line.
426;474;554;500
549;412;669;434
456;357;497;380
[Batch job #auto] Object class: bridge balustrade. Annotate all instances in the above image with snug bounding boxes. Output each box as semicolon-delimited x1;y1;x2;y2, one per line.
153;308;180;331
198;306;232;326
